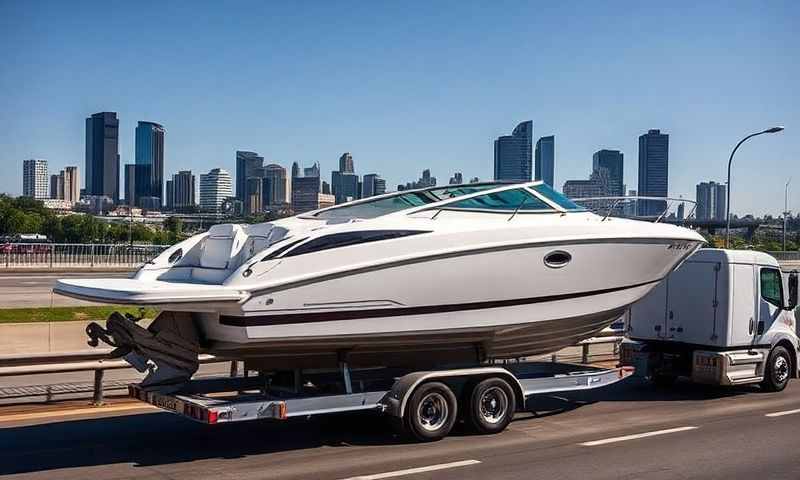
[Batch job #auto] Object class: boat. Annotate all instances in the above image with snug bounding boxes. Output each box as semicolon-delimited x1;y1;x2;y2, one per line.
54;181;705;385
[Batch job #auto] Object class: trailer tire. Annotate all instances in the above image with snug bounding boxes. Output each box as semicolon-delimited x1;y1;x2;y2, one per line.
761;346;791;393
404;382;457;442
652;374;677;388
468;377;516;435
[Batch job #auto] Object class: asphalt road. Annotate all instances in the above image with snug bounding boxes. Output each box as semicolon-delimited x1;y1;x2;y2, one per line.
0;272;131;307
2;378;800;479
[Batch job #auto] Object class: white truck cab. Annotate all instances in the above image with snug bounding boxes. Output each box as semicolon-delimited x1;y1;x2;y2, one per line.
621;249;799;391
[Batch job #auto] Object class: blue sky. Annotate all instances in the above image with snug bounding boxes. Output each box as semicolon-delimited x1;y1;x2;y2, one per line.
1;0;797;215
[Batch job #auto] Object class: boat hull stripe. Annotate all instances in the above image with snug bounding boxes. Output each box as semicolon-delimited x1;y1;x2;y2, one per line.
221;278;660;327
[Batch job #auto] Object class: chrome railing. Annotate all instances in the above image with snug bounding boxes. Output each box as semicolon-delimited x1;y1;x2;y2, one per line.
0;243;170;268
571;196;698;223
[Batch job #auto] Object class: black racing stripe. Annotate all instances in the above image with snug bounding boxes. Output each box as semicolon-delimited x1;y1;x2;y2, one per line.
220;278;661;327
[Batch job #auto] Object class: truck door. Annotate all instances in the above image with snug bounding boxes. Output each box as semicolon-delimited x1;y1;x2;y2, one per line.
756;267;784;345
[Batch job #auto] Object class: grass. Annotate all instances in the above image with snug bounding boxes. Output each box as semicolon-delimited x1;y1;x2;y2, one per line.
0;306;158;324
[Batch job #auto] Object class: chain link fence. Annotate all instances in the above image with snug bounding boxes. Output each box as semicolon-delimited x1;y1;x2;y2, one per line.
0;243;170;268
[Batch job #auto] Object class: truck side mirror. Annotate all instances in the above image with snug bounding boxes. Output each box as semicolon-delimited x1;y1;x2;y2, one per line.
787;272;798;310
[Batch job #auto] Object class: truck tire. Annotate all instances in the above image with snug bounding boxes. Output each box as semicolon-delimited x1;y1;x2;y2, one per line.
404;382;457;442
468;377;516;435
761;346;791;393
652;374;678;387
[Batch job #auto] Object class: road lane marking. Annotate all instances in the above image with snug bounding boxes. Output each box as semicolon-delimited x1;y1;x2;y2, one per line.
340;460;481;480
765;408;800;417
0;404;156;424
579;426;699;446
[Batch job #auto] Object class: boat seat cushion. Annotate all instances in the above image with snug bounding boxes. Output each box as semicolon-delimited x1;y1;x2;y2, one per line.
199;224;247;269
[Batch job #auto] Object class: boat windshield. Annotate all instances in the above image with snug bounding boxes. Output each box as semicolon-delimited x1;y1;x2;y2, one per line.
314;184;500;220
530;184;586;211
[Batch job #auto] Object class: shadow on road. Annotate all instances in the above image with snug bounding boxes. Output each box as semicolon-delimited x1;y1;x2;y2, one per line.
0;378;764;476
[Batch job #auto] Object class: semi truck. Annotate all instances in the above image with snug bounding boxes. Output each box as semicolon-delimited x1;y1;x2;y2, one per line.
621;249;799;391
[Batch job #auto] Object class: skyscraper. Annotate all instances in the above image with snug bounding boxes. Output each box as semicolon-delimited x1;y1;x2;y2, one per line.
494;120;533;182
696;181;727;221
362;174;386;198
259;164;286;205
534;135;555;187
245;177;262;215
85;112;120;202
304;162;320;178
22;159;48;199
449;172;463;185
134;121;165;209
291;161;300;179
199;168;233;212
292;175;321;213
124;164;136;206
592;149;624;196
168;170;195;212
638;129;669;216
339;152;354;173
331;171;359;203
50;173;64;199
63;166;79;204
235;151;265;201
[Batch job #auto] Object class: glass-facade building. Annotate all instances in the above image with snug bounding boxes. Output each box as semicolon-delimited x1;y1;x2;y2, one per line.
592;149;624;196
494;120;533;182
534;135;555;187
637;129;669;216
235;151;265;202
134;121;165;209
85;112;120;203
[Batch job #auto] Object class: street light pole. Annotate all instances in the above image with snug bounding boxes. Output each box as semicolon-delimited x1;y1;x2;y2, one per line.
725;126;785;248
785;178;792;252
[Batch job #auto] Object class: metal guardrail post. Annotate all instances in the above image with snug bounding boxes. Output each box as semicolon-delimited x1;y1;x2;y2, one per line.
90;243;95;267
581;344;590;363
92;369;105;406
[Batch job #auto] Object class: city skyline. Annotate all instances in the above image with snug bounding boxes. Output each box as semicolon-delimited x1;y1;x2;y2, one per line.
1;2;797;216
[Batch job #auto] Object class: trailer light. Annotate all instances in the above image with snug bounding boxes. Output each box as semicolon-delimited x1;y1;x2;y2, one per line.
278;402;287;420
208;410;219;424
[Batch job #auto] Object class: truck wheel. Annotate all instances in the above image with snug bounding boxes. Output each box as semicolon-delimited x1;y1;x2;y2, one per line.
468;377;516;435
404;382;457;442
761;346;791;393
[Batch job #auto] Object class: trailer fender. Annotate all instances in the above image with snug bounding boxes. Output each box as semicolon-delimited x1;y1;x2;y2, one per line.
383;367;525;419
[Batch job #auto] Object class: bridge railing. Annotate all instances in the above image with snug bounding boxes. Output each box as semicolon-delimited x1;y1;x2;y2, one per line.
769;251;800;262
0;243;170;268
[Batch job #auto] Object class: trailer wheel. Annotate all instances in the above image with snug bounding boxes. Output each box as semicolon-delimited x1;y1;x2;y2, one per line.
761;346;791;393
404;382;457;442
468;377;516;435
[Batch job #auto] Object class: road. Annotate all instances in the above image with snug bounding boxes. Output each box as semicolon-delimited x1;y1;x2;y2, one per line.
0;272;131;307
2;378;800;479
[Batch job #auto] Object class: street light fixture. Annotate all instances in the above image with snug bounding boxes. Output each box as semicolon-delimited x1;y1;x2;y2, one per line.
725;126;785;248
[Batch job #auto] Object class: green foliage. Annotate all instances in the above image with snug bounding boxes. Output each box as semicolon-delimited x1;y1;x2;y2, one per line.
0;194;172;244
0;305;159;323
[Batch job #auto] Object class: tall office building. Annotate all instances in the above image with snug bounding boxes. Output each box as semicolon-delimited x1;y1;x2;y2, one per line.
494;120;533;182
563;168;611;200
123;164;136;206
638;129;669;216
245;177;262;215
534;135;555;187
263;164;288;205
592;149;624;196
85;112;120;203
696;181;727;221
168;170;195;212
50;173;64;199
332;171;359;203
22;159;48;199
292;175;322;213
63;166;79;203
235;151;265;201
304;162;320;178
339;152;354;173
291;161;300;179
362;174;386;198
449;172;463;185
134;121;165;209
199;168;233;212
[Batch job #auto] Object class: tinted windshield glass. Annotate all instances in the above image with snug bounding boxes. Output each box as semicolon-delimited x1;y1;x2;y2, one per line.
445;188;552;211
531;184;586;211
314;184;501;220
